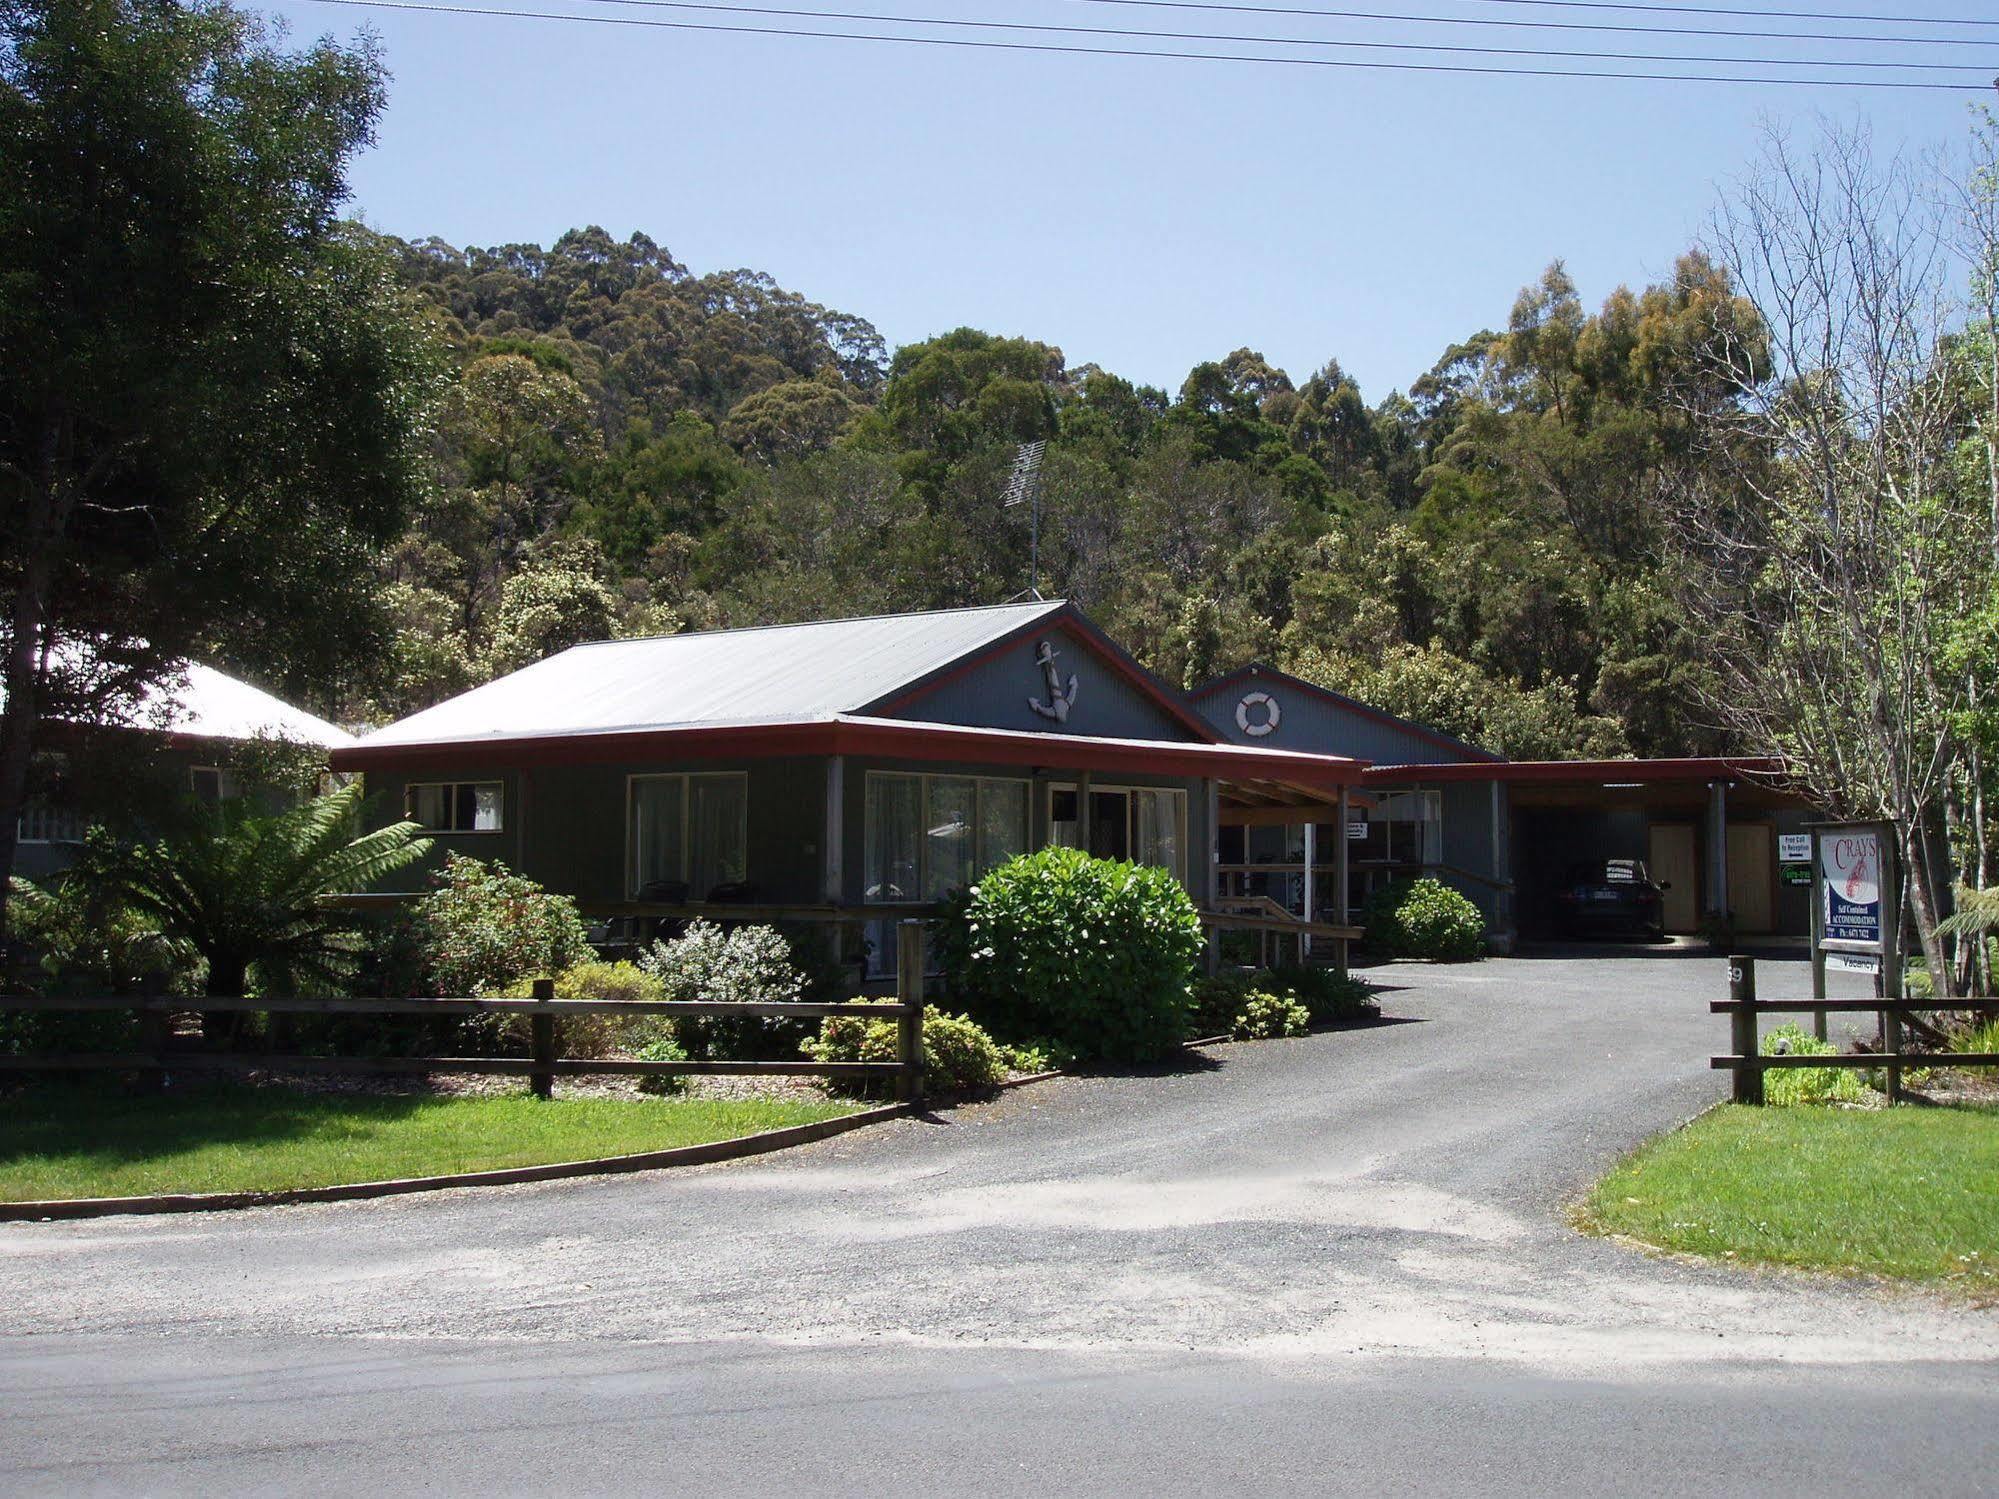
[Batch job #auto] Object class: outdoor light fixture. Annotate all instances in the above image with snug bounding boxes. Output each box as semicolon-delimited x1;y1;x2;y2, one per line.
1602;782;1645;789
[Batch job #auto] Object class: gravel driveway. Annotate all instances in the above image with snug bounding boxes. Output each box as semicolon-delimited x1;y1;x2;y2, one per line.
3;953;1996;1495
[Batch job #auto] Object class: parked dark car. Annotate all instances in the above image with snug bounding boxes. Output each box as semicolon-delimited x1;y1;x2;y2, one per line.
1554;859;1669;940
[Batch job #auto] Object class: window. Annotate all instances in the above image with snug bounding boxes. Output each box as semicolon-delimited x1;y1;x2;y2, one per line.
628;773;748;899
1373;790;1442;865
190;766;241;807
865;773;1029;976
1048;783;1188;880
407;781;503;833
17;803;88;845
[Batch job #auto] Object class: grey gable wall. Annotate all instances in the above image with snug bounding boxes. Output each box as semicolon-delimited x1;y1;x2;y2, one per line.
884;624;1204;743
1191;670;1480;765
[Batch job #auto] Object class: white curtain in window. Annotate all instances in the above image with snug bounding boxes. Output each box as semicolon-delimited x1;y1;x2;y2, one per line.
865;774;922;979
923;777;977;900
1132;789;1182;875
471;784;502;831
630;776;684;893
977;780;1027;871
688;775;747;895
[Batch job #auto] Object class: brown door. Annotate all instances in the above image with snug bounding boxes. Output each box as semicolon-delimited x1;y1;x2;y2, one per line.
1727;823;1775;932
1648;824;1699;933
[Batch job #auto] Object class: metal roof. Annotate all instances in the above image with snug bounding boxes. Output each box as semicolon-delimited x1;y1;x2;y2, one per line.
355;601;1070;751
158;663;356;748
5;646;354;748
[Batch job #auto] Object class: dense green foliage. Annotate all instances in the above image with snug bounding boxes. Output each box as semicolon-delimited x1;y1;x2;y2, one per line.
940;848;1203;1064
804;1004;1008;1098
0;0;440;938
0;1085;858;1202
1190;965;1378;1039
638;919;810;1059
347;222;1766;762
1580;1103;1999;1286
410;853;591;997
1760;1024;1868;1107
1228;989;1312;1041
1362;877;1487;962
84;783;430;1000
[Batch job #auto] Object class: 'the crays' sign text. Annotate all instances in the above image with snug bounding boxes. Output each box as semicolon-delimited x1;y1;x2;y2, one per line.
1820;828;1883;948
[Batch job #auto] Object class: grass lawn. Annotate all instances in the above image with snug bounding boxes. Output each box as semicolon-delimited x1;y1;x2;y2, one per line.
0;1085;862;1202
1578;1102;1999;1289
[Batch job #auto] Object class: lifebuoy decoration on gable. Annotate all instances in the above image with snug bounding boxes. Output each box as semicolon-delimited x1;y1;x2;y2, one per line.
1235;691;1280;738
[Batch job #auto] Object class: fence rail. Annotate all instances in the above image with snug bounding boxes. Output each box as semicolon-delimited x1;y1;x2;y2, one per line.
0;922;931;1102
1710;953;1999;1104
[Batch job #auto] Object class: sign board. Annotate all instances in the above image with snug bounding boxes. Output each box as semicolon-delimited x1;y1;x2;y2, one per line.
1346;821;1367;841
1780;864;1811;887
1778;833;1811;863
1820;826;1885;950
1826;952;1880;975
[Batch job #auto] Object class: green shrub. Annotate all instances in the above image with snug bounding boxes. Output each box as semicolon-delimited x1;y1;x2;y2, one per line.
1762;1024;1868;1105
498;960;670;1059
1363;877;1486;962
639;920;808;1060
1231;990;1311;1040
1189;972;1256;1038
632;1033;690;1095
1261;964;1379;1023
996;1037;1072;1074
410;854;591;996
6;872;197;999
936;847;1203;1065
803;1004;1007;1097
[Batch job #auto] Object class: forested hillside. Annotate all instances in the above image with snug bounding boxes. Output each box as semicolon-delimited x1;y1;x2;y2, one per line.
364;225;1752;758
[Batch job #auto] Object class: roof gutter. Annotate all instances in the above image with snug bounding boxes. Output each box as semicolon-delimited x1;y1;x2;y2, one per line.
330;714;1370;787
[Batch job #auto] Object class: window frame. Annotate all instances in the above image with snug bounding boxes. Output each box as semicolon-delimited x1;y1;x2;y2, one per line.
1046;781;1190;882
863;771;1032;908
624;771;751;900
404;779;506;834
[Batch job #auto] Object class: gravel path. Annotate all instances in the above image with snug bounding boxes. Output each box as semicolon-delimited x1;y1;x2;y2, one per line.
3;952;1995;1494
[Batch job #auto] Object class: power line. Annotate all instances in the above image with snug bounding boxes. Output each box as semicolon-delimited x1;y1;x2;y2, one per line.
1076;0;1999;47
546;0;1998;70
290;0;1998;86
1254;0;1999;26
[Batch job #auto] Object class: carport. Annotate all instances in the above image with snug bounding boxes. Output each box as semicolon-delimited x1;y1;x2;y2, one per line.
1362;758;1814;948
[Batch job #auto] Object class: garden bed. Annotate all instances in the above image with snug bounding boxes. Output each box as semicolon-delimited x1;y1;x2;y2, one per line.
1576;1098;1999;1290
0;1082;862;1203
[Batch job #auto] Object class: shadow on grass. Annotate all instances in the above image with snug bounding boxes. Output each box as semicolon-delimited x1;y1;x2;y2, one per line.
0;1080;443;1172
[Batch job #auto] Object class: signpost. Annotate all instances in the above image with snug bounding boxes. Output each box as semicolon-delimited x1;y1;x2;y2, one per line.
1809;820;1903;1094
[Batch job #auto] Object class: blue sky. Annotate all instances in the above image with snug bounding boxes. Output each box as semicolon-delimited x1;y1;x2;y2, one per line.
267;0;1992;399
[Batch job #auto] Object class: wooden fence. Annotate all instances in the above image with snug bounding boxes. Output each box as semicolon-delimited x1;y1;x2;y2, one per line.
1711;953;1999;1104
0;921;931;1103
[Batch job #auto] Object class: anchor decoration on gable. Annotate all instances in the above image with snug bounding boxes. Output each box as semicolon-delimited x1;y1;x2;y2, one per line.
1027;639;1079;724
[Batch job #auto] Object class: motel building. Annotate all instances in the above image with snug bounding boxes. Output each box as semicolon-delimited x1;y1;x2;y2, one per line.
334;602;1814;972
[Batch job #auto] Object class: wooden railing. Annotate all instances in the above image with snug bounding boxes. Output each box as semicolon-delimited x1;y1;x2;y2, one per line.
0;923;931;1102
1711;953;1999;1104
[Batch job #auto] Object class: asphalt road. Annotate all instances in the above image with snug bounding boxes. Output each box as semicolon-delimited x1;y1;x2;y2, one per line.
3;952;1996;1495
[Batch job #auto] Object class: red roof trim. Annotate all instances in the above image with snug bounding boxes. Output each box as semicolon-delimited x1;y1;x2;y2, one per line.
863;602;1220;743
1188;662;1505;763
330;715;1369;787
1361;756;1787;785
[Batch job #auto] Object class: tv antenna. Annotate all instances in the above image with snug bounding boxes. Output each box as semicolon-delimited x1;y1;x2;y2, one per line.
1002;439;1048;602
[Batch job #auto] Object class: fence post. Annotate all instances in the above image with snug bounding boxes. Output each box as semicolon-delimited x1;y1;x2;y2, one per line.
530;977;556;1101
1883;1005;1904;1104
1729;953;1763;1106
895;919;926;1105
